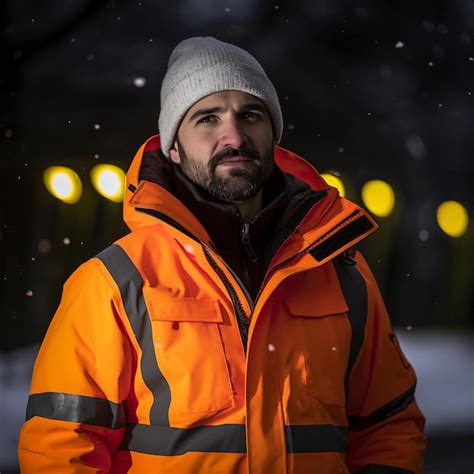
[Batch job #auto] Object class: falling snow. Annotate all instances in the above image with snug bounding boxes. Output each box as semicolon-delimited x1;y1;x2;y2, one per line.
428;61;434;66
4;129;13;138
406;325;413;331
25;290;33;297
337;147;344;153
71;38;76;43
395;41;404;48
418;229;429;241
63;237;71;245
405;135;426;159
94;124;101;130
184;244;195;254
133;77;147;88
268;344;275;352
94;153;100;159
37;240;51;253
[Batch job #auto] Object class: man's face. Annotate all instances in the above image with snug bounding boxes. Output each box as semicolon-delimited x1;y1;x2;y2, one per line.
169;90;275;203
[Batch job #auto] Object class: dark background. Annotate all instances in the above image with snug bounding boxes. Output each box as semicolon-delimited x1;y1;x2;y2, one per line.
1;0;473;472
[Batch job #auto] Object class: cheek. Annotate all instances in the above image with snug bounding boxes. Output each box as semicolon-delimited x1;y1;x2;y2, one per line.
251;124;274;154
182;131;215;157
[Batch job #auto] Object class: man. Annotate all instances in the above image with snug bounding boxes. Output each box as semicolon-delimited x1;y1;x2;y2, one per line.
19;37;425;473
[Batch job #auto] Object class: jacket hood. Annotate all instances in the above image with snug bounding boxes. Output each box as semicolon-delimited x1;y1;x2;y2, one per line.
123;135;378;255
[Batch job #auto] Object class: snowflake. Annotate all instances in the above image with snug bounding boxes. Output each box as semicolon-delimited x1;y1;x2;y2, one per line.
133;77;147;88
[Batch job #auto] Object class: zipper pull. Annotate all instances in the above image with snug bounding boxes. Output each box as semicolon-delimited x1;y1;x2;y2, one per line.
241;223;258;262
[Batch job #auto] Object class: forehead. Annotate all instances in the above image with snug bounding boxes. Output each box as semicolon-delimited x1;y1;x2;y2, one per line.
184;90;265;117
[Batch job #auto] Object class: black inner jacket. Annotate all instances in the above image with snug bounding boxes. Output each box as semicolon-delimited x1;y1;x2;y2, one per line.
139;149;326;300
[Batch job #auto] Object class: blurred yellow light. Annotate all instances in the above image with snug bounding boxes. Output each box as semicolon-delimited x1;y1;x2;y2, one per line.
436;201;468;238
321;173;345;197
361;180;395;217
43;166;82;204
90;164;126;202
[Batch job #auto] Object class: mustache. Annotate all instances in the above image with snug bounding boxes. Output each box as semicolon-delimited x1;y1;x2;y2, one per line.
209;147;261;171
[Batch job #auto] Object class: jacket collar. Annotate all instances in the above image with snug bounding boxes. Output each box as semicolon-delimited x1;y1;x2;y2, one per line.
123;135;378;263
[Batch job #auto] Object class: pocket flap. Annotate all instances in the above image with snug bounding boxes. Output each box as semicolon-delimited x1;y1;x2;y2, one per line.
147;297;224;323
284;264;349;317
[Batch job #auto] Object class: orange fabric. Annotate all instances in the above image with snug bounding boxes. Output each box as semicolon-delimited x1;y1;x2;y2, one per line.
18;136;425;473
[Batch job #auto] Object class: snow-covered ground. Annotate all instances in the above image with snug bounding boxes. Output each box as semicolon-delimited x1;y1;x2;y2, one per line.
0;329;472;471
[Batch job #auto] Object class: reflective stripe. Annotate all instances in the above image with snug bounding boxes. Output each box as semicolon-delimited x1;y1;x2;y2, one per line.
119;423;349;455
26;392;125;429
354;464;414;474
284;424;348;453
119;423;246;455
348;384;416;431
332;257;368;399
96;244;172;427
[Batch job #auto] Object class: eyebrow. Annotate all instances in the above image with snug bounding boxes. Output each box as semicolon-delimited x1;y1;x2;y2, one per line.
187;103;267;123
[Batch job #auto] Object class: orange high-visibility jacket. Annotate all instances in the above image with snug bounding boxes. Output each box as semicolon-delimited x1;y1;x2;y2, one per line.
19;136;425;473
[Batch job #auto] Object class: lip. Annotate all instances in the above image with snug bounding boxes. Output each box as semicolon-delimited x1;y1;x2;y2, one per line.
217;158;256;165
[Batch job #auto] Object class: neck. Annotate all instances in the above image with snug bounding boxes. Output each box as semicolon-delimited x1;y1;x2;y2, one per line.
233;190;263;223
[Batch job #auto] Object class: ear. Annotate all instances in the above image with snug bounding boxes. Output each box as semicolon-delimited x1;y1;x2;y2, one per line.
169;141;181;164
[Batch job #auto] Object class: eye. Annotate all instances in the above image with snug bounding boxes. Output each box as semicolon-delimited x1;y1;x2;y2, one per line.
197;115;218;124
241;111;261;121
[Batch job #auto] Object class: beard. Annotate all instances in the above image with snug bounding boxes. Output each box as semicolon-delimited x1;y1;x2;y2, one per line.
176;139;274;203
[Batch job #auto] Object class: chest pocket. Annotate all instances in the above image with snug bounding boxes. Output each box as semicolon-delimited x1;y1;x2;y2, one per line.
146;295;234;416
284;268;351;408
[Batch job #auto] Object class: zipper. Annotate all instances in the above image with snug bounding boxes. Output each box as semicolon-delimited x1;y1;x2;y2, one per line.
241;223;258;262
252;193;329;304
202;247;252;350
272;210;363;288
135;207;252;350
252;194;367;305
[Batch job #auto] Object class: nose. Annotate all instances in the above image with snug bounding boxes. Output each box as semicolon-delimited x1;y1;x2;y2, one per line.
219;117;246;149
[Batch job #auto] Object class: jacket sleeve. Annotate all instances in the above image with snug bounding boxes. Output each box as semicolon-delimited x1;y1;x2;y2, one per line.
18;258;133;473
344;251;426;474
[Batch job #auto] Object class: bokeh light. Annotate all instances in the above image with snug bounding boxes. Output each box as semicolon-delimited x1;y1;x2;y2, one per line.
321;173;345;197
436;201;468;238
90;164;126;203
361;179;395;217
43;166;82;204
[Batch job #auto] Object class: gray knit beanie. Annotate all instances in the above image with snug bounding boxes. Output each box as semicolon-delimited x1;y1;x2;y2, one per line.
158;36;283;157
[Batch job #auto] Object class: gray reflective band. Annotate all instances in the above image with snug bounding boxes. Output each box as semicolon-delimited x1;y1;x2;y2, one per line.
96;244;172;427
332;257;368;399
26;392;125;430
348;384;416;432
284;424;348;453
119;423;246;455
354;464;414;474
119;423;349;455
